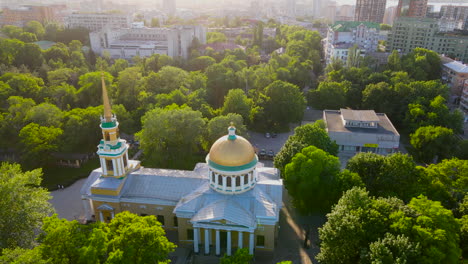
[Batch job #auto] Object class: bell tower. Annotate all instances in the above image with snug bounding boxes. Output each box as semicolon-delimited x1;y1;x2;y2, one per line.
97;73;129;178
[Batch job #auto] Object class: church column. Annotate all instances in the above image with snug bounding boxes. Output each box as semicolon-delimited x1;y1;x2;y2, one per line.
214;172;218;185
227;231;232;256
222;177;227;191
99;211;104;222
194;228;199;253
215;230;220;256
249;232;254;255
230;176;235;192
82;199;90;221
112;159;116;174
204;229;210;255
238;231;243;249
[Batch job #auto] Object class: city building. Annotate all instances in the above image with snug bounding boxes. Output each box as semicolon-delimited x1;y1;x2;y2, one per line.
81;76;283;256
460;80;468;119
323;109;400;155
440;5;468;30
323;21;385;64
336;4;355;22
163;0;176;16
395;0;427;18
354;0;386;23
65;12;132;31
0;5;65;26
383;6;397;25
441;57;468;102
387;17;468;63
89;25;206;60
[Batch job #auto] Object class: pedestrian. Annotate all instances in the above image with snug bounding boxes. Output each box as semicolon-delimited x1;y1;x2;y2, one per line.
57;184;60;190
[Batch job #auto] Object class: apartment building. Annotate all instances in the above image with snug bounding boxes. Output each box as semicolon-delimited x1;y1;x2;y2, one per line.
90;25;206;60
324;21;385;64
387;17;468;63
65;12;132;31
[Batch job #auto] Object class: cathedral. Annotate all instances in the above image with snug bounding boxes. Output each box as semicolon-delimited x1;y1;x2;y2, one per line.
80;75;283;256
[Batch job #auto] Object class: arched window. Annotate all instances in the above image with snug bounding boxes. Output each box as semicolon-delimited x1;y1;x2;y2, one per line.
235;176;241;187
226;176;231;187
218;175;223;186
211;172;215;183
244;174;249;185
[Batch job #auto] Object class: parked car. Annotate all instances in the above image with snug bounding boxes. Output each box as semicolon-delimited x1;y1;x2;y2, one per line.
265;132;271;138
268;150;275;159
259;149;267;158
271;132;277;138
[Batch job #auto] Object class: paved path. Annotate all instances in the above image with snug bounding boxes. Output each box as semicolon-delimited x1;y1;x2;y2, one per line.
49;178;87;221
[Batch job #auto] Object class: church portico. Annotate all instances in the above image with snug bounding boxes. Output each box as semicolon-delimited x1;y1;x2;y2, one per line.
192;223;256;256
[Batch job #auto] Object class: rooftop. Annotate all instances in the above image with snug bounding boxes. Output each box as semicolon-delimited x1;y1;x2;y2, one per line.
443;61;468;73
331;21;380;32
340;109;380;122
324;110;399;136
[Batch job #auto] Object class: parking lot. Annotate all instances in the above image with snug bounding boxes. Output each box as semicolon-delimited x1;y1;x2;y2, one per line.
248;129;296;167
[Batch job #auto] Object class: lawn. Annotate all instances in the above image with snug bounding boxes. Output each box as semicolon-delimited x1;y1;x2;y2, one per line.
41;158;100;191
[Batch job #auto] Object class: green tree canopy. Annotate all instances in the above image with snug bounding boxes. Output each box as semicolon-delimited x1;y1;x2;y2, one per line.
308;81;349;109
284;146;362;213
0;163;53;249
346;152;422;201
205;113;247;148
274;121;338;173
410;125;457;163
19;123;63;167
206;32;227;43
38;212;176;264
136;106;206;169
24;21;45;40
262;80;305;129
317;187;461;264
221;89;252;122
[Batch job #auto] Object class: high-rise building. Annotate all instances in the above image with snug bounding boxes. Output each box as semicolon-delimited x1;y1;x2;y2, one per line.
383;6;397;25
396;0;427;18
163;0;176;16
354;0;386;23
440;5;468;30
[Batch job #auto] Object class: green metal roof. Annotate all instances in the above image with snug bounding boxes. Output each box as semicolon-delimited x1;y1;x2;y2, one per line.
208;156;258;172
332;21;380;32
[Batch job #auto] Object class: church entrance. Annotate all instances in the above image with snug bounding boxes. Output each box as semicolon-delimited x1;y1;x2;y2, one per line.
220;231;227;248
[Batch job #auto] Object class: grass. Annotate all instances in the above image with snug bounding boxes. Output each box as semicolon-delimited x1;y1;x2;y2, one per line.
41;158;100;191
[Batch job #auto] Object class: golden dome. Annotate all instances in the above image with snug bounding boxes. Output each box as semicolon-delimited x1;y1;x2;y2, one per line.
208;127;256;167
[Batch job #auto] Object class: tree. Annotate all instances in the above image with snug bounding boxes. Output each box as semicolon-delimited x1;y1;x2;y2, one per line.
422;158;468;212
150;17;160;27
402;48;441;81
205;113;247;147
221;89;252;122
405;95;463;133
24;21;45;40
0;247;47;264
136;106;206;169
14;43;44;70
308;81;349;110
1;73;45;102
0;163;53;249
219;248;253;264
25;103;63;127
410;126;457;163
206;32;227;43
263;80;306;129
362;82;397;116
38;212;176;263
19;123;63;167
274;121;339;173
284;146;362;213
205;63;237;108
60;106;102;153
346;152;422;202
317;187;461;264
76;71;113;107
143;66;188;95
188;56;216;72
387;50;401;71
114;67;143;111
